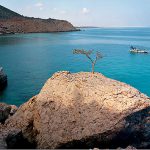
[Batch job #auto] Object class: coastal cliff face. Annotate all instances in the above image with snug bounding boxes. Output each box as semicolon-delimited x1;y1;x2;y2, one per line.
1;71;150;149
0;5;78;34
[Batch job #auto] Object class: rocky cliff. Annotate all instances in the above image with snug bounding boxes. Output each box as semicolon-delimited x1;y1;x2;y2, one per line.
0;5;78;34
0;71;150;149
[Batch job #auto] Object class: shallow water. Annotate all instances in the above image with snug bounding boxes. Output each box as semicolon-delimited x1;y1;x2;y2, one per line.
0;27;150;106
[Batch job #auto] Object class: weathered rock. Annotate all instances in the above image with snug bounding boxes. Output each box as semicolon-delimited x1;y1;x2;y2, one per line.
0;103;11;123
1;71;150;149
10;105;18;115
0;103;18;124
0;67;7;90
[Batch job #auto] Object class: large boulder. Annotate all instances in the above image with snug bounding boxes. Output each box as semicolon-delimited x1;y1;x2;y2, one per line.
1;71;150;149
0;67;7;90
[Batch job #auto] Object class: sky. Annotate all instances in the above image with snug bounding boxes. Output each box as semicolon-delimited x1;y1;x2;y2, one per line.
1;0;150;27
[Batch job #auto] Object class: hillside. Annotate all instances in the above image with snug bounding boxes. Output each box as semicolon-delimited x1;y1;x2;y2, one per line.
0;5;23;19
0;5;78;34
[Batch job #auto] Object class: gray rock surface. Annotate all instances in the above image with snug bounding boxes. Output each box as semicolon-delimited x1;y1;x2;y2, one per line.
0;103;11;123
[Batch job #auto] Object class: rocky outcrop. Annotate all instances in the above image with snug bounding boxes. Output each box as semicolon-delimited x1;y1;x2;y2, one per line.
0;71;150;149
0;5;79;35
0;103;11;124
0;67;7;90
0;103;18;124
9;105;18;116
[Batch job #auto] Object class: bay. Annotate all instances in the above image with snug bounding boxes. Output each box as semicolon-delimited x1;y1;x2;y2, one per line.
0;27;150;106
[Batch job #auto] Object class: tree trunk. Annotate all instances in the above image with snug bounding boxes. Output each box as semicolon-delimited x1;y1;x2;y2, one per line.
92;63;95;74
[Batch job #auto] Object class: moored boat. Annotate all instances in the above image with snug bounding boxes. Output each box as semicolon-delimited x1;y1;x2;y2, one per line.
130;46;149;54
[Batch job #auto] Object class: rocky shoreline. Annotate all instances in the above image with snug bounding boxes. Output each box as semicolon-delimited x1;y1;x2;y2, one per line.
0;28;80;36
0;18;80;35
0;71;150;149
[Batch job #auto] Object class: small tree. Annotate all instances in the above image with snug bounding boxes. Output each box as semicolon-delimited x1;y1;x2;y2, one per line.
73;49;103;74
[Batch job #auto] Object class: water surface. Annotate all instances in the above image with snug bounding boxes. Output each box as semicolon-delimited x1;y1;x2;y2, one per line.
0;28;150;106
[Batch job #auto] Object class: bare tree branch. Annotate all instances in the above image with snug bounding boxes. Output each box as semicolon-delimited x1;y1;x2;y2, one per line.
73;49;103;73
94;51;103;64
85;53;94;64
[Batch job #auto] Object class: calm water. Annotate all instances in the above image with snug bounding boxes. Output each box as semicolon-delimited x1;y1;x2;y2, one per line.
0;28;150;106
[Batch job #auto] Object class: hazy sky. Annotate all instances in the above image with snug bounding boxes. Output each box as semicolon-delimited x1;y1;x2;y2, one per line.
1;0;150;27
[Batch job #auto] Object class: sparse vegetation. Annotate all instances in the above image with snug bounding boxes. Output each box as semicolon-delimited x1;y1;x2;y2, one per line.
73;49;103;74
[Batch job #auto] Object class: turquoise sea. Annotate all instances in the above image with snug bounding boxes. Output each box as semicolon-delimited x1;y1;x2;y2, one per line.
0;28;150;106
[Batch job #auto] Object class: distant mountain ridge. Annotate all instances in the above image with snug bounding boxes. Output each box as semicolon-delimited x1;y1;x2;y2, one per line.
0;5;78;34
0;5;23;19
